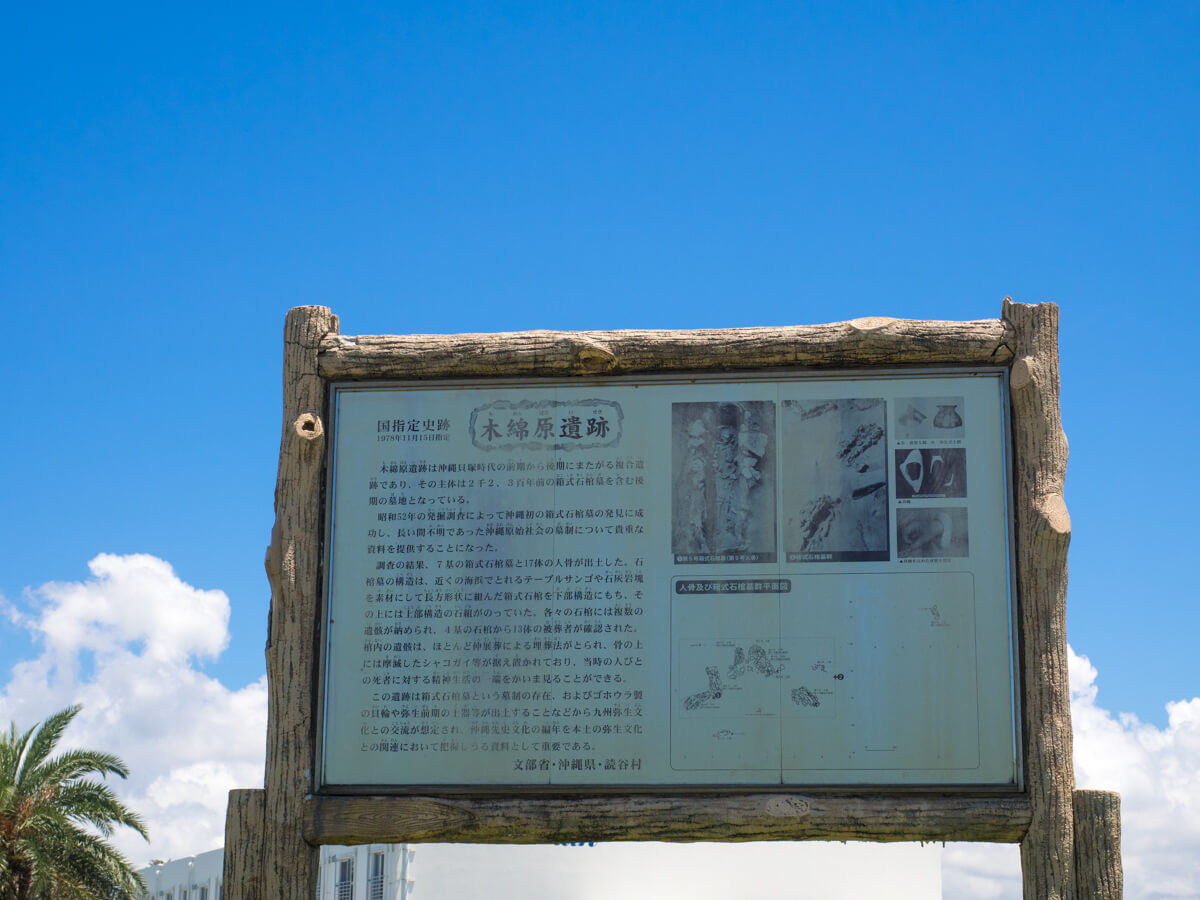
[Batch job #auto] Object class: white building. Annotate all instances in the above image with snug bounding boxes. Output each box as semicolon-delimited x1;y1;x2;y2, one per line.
138;848;224;900
137;844;415;900
318;843;416;900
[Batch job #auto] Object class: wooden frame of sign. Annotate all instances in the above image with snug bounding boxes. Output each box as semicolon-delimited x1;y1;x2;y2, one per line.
225;300;1121;900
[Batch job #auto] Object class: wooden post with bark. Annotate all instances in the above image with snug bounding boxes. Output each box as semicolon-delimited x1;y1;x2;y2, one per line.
224;306;338;900
1074;789;1123;899
222;788;264;900
1003;301;1123;898
225;300;1120;900
1007;299;1078;899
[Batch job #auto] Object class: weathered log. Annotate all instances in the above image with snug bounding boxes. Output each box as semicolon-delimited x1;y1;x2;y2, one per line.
317;317;1015;380
303;793;1032;846
1074;790;1122;899
260;306;338;899
223;789;265;900
1007;300;1076;900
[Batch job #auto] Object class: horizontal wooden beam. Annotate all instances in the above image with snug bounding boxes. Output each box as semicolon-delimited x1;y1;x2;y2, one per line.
303;792;1032;846
317;317;1015;380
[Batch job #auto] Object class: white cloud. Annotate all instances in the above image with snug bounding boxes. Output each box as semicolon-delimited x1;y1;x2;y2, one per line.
942;843;1021;899
1070;647;1200;899
944;646;1200;899
0;554;266;867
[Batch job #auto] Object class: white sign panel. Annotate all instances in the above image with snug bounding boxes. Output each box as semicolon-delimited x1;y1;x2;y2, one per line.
321;371;1018;789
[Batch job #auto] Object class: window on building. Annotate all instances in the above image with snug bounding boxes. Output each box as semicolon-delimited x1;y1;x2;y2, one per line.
336;858;354;900
180;890;188;900
198;887;208;900
369;851;386;900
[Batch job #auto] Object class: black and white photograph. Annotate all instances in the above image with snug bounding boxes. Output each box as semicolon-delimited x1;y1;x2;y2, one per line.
894;396;965;441
781;398;889;562
896;507;969;558
671;401;777;563
894;448;968;499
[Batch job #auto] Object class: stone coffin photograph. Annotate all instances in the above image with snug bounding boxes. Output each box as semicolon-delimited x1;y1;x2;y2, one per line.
671;401;777;564
782;398;889;562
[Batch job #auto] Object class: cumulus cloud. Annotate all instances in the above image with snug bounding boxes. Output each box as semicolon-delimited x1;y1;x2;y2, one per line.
0;554;266;866
1070;647;1200;898
944;646;1200;899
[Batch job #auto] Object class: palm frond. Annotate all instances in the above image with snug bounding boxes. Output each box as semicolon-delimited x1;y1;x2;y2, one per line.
28;824;147;899
35;748;131;787
17;706;83;784
1;721;38;785
0;706;149;900
51;780;149;840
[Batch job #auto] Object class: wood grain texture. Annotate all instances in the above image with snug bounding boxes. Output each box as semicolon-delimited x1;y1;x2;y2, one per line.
316;317;1015;380
303;793;1032;845
223;789;265;900
1006;300;1076;900
261;306;338;900
1074;790;1122;899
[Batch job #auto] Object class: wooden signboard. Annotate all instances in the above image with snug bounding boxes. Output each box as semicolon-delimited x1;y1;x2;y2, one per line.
225;300;1121;900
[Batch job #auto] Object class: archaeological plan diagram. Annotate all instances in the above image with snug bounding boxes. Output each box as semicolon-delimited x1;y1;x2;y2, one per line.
671;573;981;775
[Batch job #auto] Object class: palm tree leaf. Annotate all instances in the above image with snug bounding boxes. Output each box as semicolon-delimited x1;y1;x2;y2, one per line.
29;824;147;899
51;780;148;840
33;748;131;790
17;706;82;785
0;706;149;900
1;721;38;786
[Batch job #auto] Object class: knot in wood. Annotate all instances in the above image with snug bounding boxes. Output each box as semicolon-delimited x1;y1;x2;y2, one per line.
1010;356;1036;391
765;796;811;816
848;316;896;334
294;412;324;442
575;342;617;374
1036;492;1071;537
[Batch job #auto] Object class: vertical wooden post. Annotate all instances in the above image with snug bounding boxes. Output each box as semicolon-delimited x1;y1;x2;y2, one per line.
255;306;338;899
1006;300;1076;900
223;788;265;900
1074;789;1122;898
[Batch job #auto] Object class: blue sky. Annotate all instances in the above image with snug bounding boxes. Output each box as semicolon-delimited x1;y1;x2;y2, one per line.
3;3;1198;896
